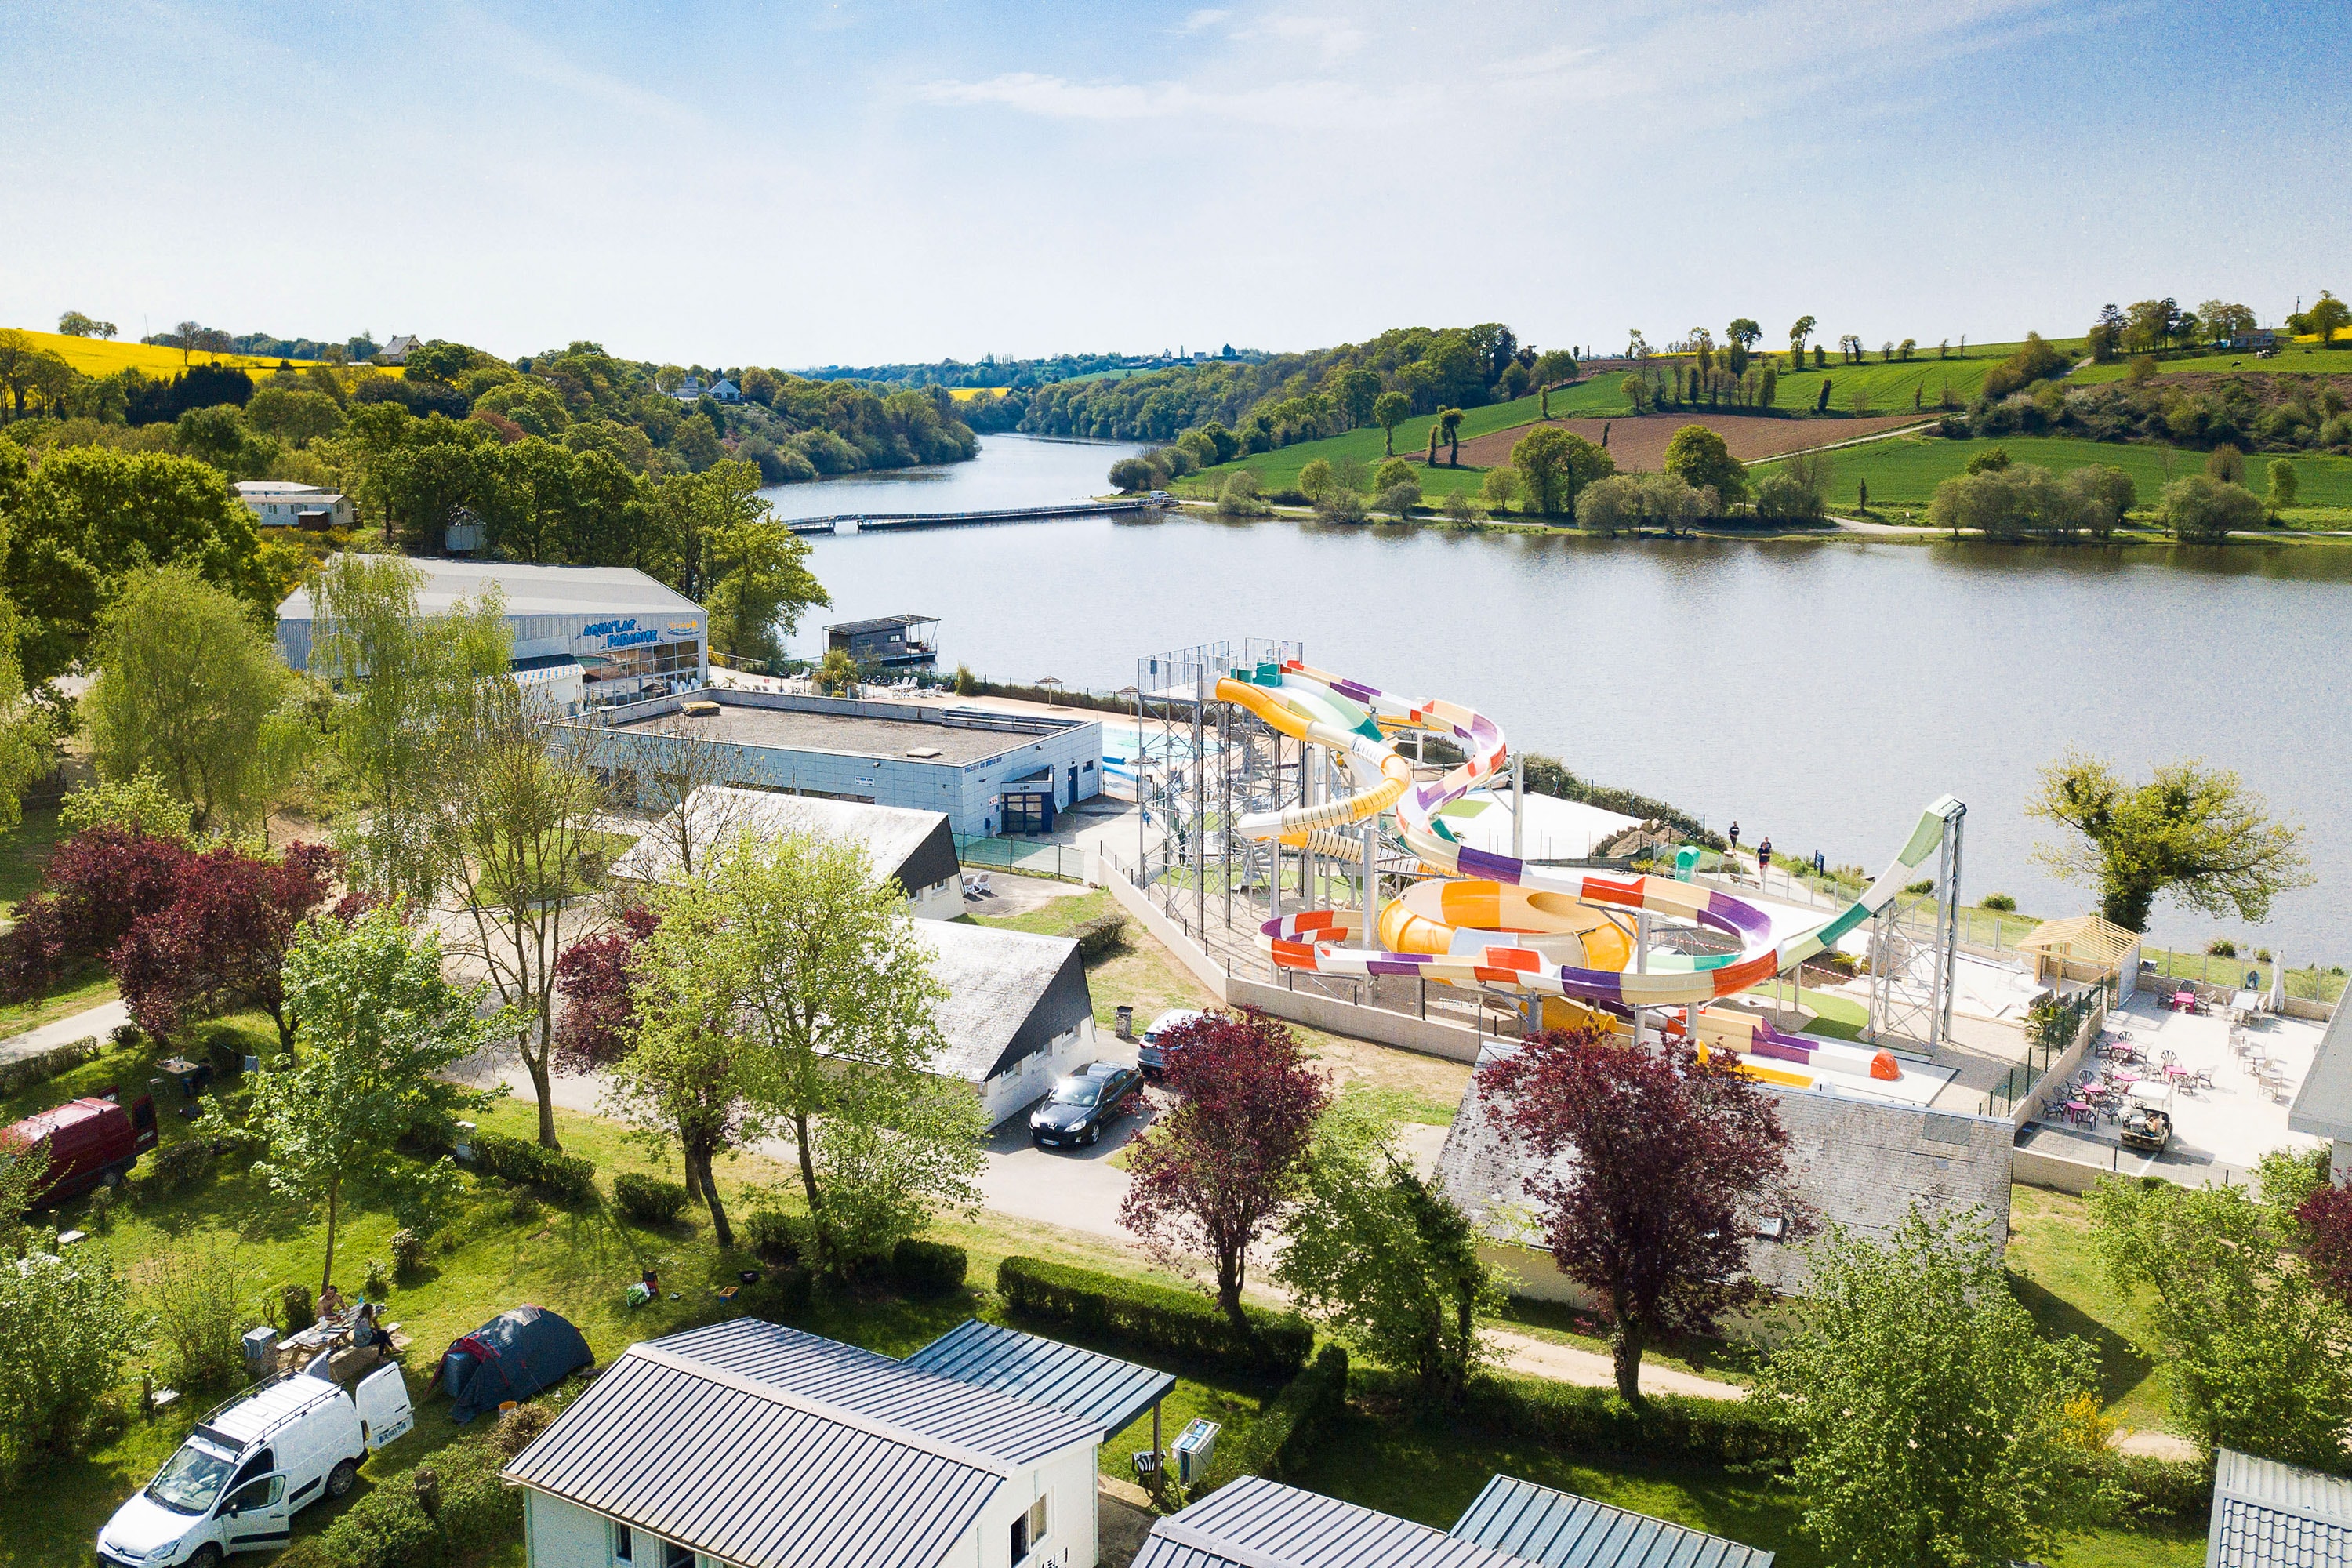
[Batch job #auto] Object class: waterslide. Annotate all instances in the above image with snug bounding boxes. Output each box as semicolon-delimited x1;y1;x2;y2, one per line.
1215;660;1959;1092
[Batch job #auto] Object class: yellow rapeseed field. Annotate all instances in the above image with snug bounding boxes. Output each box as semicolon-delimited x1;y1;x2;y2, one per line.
2;326;397;383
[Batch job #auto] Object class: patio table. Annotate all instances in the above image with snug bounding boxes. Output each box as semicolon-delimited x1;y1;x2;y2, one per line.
2113;1069;2143;1085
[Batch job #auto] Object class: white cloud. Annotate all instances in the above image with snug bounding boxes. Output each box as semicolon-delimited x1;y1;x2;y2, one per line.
1176;8;1232;31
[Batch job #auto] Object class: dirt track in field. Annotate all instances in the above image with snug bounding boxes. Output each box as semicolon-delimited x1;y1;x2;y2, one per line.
1423;412;1929;474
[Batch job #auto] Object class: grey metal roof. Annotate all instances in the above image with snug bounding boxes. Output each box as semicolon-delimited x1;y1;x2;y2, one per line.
828;614;939;635
1450;1475;1773;1568
503;1319;1098;1568
2291;990;2352;1144
612;786;960;897
1134;1476;1530;1568
904;1318;1174;1439
2210;1447;2352;1567
278;557;703;622
920;920;1094;1085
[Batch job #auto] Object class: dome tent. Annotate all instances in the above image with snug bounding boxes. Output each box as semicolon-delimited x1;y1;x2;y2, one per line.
439;1305;593;1422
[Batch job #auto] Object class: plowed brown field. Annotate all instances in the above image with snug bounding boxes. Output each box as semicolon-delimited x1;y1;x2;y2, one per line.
1428;412;1928;474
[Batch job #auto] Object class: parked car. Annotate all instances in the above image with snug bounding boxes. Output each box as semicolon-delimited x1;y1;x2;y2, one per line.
6;1087;158;1206
1029;1062;1145;1148
1136;1009;1209;1080
2119;1080;2175;1155
97;1363;413;1567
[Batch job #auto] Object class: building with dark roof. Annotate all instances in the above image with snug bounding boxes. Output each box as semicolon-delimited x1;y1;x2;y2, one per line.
1438;1040;2012;1302
612;786;964;920
906;1319;1175;1448
2208;1446;2352;1566
504;1319;1105;1568
920;920;1098;1125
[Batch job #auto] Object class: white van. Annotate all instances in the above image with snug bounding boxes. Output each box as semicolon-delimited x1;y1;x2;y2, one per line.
97;1363;413;1567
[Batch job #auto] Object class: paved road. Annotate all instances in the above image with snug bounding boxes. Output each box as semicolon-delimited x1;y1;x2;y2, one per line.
0;997;128;1067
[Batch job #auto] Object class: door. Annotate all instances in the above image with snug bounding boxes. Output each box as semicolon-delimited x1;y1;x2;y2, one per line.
354;1363;414;1450
217;1473;290;1553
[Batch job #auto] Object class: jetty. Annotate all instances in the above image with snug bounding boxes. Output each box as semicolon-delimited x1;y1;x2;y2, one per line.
783;496;1167;535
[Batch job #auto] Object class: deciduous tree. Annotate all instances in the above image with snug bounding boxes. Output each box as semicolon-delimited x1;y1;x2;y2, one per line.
111;840;341;1049
1510;426;1612;515
1663;424;1748;501
1276;1093;1499;1406
2090;1172;2352;1468
2268;458;2299;517
1759;1207;2107;1568
1120;1010;1329;1337
2160;473;2263;541
235;906;502;1293
2029;752;2311;931
1372;391;1410;456
1481;1025;1794;1403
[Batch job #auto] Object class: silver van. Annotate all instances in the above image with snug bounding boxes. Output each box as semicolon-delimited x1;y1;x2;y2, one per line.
97;1363;413;1566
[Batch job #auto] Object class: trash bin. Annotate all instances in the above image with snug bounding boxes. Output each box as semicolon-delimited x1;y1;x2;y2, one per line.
1174;1418;1221;1485
1115;1005;1134;1040
243;1325;279;1371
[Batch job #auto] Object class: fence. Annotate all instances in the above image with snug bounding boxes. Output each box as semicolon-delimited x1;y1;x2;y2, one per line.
1988;988;2108;1121
955;835;1092;882
2138;946;2347;1004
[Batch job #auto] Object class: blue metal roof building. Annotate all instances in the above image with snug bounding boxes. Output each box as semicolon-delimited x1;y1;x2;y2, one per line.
2209;1446;2352;1567
1451;1475;1773;1568
906;1318;1175;1440
1135;1476;1528;1568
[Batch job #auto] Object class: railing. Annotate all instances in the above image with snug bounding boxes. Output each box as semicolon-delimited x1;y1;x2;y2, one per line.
1988;987;2109;1120
955;836;1092;882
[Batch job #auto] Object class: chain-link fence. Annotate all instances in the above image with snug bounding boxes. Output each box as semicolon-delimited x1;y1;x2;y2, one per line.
955;835;1091;881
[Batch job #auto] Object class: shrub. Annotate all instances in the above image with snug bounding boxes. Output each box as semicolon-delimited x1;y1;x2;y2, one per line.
1377;1365;1795;1466
492;1401;556;1458
745;1208;812;1265
281;1282;316;1332
891;1238;967;1297
1069;913;1128;961
612;1172;692;1226
143;1241;254;1392
1109;456;1156;493
85;1182;122;1232
144;1137;216;1195
2161;473;2263;541
364;1258;392;1298
1752;471;1824;522
2206;938;2238;959
390;1228;426;1279
1206;1345;1349;1489
0;1035;100;1097
1980;894;2018;912
0;1250;142;1479
299;1432;522;1568
997;1256;1313;1377
472;1131;597;1201
740;1263;815;1317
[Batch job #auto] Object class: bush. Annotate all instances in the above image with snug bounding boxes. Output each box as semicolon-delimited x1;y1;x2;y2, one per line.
2161;474;2263;541
0;1250;141;1478
473;1131;596;1201
85;1182;121;1232
1069;913;1128;961
1380;1366;1795;1466
0;1035;100;1097
492;1401;556;1458
739;1263;815;1317
364;1258;391;1298
306;1433;523;1568
1980;893;2018;912
2206;938;2238;959
1206;1345;1349;1489
144;1138;215;1195
144;1242;254;1392
390;1228;426;1279
891;1238;967;1297
997;1256;1313;1377
745;1208;812;1265
281;1282;316;1332
612;1172;691;1225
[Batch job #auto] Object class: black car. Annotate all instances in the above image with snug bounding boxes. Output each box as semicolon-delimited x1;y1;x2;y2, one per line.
1029;1062;1145;1149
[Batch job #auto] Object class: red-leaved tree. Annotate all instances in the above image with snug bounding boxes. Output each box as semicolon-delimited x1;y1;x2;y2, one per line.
0;826;191;1001
1482;1025;1798;1403
112;841;342;1049
2296;1182;2352;1305
1118;1008;1330;1337
551;905;662;1073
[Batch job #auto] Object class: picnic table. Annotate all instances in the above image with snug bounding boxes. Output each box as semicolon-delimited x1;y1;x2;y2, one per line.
2169;989;2198;1012
2232;989;2261;1020
156;1056;212;1096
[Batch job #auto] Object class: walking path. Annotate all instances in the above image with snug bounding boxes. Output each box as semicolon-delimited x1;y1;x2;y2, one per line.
0;997;128;1067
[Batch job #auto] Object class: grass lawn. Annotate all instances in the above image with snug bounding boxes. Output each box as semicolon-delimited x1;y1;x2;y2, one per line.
2070;343;2352;385
0;804;67;915
1751;430;2352;519
0;967;118;1042
2006;1184;2169;1434
1288;1391;2205;1568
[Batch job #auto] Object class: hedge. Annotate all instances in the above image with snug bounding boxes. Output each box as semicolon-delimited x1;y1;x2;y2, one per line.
281;1432;521;1568
471;1131;596;1201
0;1035;99;1097
612;1173;691;1225
1069;913;1128;961
997;1256;1312;1377
1205;1345;1349;1489
890;1238;967;1297
745;1208;813;1265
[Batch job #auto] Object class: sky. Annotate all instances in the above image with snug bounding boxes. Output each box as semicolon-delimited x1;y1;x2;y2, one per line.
3;1;2348;368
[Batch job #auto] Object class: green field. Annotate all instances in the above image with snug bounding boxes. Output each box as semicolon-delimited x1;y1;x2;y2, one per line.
2071;343;2352;386
1753;431;2352;520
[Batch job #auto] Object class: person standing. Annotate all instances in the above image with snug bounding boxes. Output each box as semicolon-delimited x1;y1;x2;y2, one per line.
1758;837;1773;879
1727;821;1740;851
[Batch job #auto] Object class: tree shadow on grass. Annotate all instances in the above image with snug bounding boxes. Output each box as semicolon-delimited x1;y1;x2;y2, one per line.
2008;1269;2154;1410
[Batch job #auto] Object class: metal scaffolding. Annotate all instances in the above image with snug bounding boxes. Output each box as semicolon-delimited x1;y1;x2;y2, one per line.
1866;798;1966;1052
1133;640;1301;941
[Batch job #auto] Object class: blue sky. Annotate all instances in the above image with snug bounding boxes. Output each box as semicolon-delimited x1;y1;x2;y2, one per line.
3;1;2346;367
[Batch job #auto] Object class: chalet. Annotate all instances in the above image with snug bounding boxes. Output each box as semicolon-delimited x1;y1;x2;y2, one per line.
611;786;965;920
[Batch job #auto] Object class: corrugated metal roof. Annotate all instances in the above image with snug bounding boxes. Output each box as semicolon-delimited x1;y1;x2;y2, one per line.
2212;1448;2352;1567
904;1319;1174;1438
611;786;960;898
1134;1477;1530;1568
503;1320;1099;1568
1450;1475;1773;1568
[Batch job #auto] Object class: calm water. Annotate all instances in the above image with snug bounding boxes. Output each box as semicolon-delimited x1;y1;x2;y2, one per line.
757;432;1146;519
774;437;2352;963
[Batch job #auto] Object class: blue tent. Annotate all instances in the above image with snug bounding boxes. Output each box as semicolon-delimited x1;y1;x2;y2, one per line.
439;1305;593;1423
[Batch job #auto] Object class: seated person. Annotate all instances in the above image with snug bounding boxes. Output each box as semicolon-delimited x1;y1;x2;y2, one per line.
316;1283;347;1321
347;1301;380;1348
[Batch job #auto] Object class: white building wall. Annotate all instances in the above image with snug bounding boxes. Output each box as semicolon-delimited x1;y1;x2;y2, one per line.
966;1443;1099;1568
524;1492;612;1568
979;1018;1098;1127
910;875;966;921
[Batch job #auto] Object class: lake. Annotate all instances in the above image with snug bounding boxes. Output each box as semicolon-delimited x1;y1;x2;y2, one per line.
771;435;2352;964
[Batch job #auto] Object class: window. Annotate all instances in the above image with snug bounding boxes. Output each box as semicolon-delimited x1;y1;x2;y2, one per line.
613;1523;633;1563
1010;1516;1028;1563
1029;1494;1049;1547
663;1541;694;1568
1011;1494;1049;1560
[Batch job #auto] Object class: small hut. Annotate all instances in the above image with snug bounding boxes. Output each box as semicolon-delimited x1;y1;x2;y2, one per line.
2015;915;2142;1000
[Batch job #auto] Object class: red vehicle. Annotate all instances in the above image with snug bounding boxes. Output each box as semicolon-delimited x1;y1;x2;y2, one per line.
5;1088;159;1206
